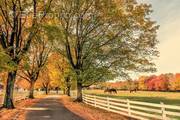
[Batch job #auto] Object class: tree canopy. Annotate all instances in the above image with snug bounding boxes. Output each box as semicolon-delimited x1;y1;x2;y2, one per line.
49;0;159;101
0;0;159;105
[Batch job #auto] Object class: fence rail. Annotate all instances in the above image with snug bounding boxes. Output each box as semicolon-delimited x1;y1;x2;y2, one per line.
83;94;180;120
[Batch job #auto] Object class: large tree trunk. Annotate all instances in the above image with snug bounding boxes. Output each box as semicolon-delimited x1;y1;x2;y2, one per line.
56;88;59;94
65;77;71;96
45;87;48;95
76;82;83;102
66;86;71;96
63;88;65;95
3;71;17;109
29;81;35;99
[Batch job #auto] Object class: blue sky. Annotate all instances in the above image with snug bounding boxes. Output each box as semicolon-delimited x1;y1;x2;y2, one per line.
138;0;180;75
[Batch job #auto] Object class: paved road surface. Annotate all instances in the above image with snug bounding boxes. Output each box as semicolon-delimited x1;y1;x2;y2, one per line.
26;96;84;120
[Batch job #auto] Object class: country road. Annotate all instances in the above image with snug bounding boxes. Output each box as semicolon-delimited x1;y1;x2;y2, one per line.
26;95;84;120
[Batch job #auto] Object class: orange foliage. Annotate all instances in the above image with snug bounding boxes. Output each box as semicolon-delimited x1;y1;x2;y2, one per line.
170;73;180;90
101;73;180;91
15;79;30;90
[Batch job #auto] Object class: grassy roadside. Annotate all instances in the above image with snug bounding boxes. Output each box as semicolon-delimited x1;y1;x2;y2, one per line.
60;95;134;120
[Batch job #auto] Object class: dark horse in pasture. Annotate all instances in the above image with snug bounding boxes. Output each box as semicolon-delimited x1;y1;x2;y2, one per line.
104;88;117;94
129;88;137;93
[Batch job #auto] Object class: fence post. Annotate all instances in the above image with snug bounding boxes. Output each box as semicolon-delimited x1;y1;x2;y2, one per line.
94;95;96;107
161;102;166;120
127;99;131;116
107;97;110;110
83;94;86;103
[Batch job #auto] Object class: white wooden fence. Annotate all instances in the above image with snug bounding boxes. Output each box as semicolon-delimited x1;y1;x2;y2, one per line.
83;94;180;120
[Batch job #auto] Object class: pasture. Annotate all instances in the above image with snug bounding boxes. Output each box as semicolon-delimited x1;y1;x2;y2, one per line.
83;90;180;106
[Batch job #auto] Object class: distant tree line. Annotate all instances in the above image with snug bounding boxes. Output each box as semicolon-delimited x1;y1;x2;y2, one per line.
100;73;180;91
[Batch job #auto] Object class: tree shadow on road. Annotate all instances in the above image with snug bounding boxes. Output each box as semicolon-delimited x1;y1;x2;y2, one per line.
26;97;84;120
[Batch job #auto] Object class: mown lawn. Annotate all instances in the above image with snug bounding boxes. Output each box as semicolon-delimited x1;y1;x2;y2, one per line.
84;90;180;106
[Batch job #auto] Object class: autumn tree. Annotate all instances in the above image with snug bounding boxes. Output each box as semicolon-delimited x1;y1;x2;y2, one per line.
37;67;51;95
0;72;8;88
145;75;157;91
56;57;74;96
154;74;169;91
0;0;53;108
170;73;180;91
15;78;30;91
18;32;52;99
0;47;16;91
0;47;16;72
144;74;171;91
47;53;75;96
51;0;159;101
138;76;148;90
126;79;138;91
35;63;62;95
46;54;63;92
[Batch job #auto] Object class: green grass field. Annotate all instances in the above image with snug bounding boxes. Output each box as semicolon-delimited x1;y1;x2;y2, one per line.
84;90;180;106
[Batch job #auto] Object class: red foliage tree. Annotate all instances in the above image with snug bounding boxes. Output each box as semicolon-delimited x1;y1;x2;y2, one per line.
145;75;157;91
154;74;169;91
